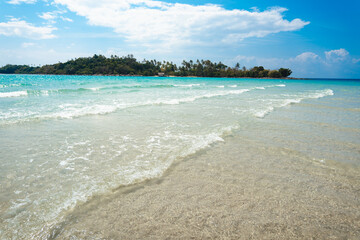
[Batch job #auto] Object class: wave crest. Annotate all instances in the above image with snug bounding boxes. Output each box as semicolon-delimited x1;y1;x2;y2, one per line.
0;91;28;98
254;89;334;118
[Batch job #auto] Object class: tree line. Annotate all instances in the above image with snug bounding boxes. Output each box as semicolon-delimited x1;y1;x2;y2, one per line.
0;54;292;78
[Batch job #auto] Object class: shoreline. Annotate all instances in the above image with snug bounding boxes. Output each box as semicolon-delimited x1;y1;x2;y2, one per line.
54;134;360;239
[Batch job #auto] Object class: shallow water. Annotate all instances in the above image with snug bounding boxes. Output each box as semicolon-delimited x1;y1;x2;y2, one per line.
0;75;359;239
56;134;360;239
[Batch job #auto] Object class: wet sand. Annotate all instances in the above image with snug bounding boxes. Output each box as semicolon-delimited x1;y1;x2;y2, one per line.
54;136;360;239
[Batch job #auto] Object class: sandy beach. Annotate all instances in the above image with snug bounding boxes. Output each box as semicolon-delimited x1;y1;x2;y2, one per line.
55;135;360;239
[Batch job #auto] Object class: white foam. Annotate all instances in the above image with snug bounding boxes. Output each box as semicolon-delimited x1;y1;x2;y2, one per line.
253;107;274;118
228;85;237;88
217;85;225;88
0;91;28;98
254;99;302;118
48;104;117;119
87;87;100;91
255;87;265;90
146;89;250;106
41;90;49;96
309;89;334;98
227;89;250;95
59;161;67;166
74;140;91;146
263;84;286;89
174;84;201;87
0;88;255;125
183;133;224;156
8;196;31;212
254;89;334;118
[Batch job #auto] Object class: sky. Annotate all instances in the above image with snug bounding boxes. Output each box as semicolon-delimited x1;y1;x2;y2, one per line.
0;0;359;78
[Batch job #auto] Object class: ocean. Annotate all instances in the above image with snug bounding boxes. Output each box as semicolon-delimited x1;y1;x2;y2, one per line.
0;75;359;239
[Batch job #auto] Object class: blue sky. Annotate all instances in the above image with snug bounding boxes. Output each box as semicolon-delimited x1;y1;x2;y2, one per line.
0;0;359;78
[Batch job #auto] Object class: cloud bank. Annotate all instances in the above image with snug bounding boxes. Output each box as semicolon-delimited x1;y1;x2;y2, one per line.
53;0;309;47
233;49;360;78
325;48;349;62
0;19;57;39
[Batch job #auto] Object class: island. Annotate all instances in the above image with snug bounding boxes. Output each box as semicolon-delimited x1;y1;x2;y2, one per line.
0;54;292;78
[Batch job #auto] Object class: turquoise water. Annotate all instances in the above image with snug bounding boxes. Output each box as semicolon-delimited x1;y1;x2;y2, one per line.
0;75;359;239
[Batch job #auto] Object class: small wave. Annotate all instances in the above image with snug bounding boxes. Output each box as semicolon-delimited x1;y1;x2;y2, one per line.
58;88;95;93
228;85;237;88
24;90;50;96
254;89;334;118
41;90;49;96
86;87;100;91
135;84;175;89
100;84;175;91
216;85;225;88
28;88;101;96
48;104;117;119
148;89;250;105
32;127;231;239
309;89;334;98
173;84;201;87
0;104;118;124
254;99;301;118
0;88;96;97
0;89;252;124
254;85;286;90
0;83;200;98
0;91;28;98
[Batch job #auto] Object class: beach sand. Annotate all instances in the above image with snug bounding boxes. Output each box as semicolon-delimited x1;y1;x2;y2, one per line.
55;135;360;239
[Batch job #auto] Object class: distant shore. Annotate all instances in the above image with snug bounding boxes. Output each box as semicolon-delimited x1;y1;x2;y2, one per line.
0;54;293;79
2;73;359;81
0;72;303;80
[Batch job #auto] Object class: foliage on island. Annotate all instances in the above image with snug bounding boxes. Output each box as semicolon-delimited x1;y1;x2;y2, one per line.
0;54;292;78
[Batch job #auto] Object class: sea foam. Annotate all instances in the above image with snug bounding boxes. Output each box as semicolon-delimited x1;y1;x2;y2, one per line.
49;104;117;119
0;91;28;98
173;84;201;87
254;89;334;118
147;89;250;106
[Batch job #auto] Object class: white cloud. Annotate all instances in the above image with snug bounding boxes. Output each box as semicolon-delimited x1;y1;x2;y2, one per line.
38;12;58;23
7;0;36;4
38;10;72;24
0;18;56;39
53;0;309;47
22;42;35;48
352;58;360;64
39;12;57;21
325;48;349;62
60;16;73;22
293;52;320;62
231;48;359;78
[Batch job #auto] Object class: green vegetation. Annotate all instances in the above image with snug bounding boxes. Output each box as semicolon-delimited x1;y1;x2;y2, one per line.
0;54;292;78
